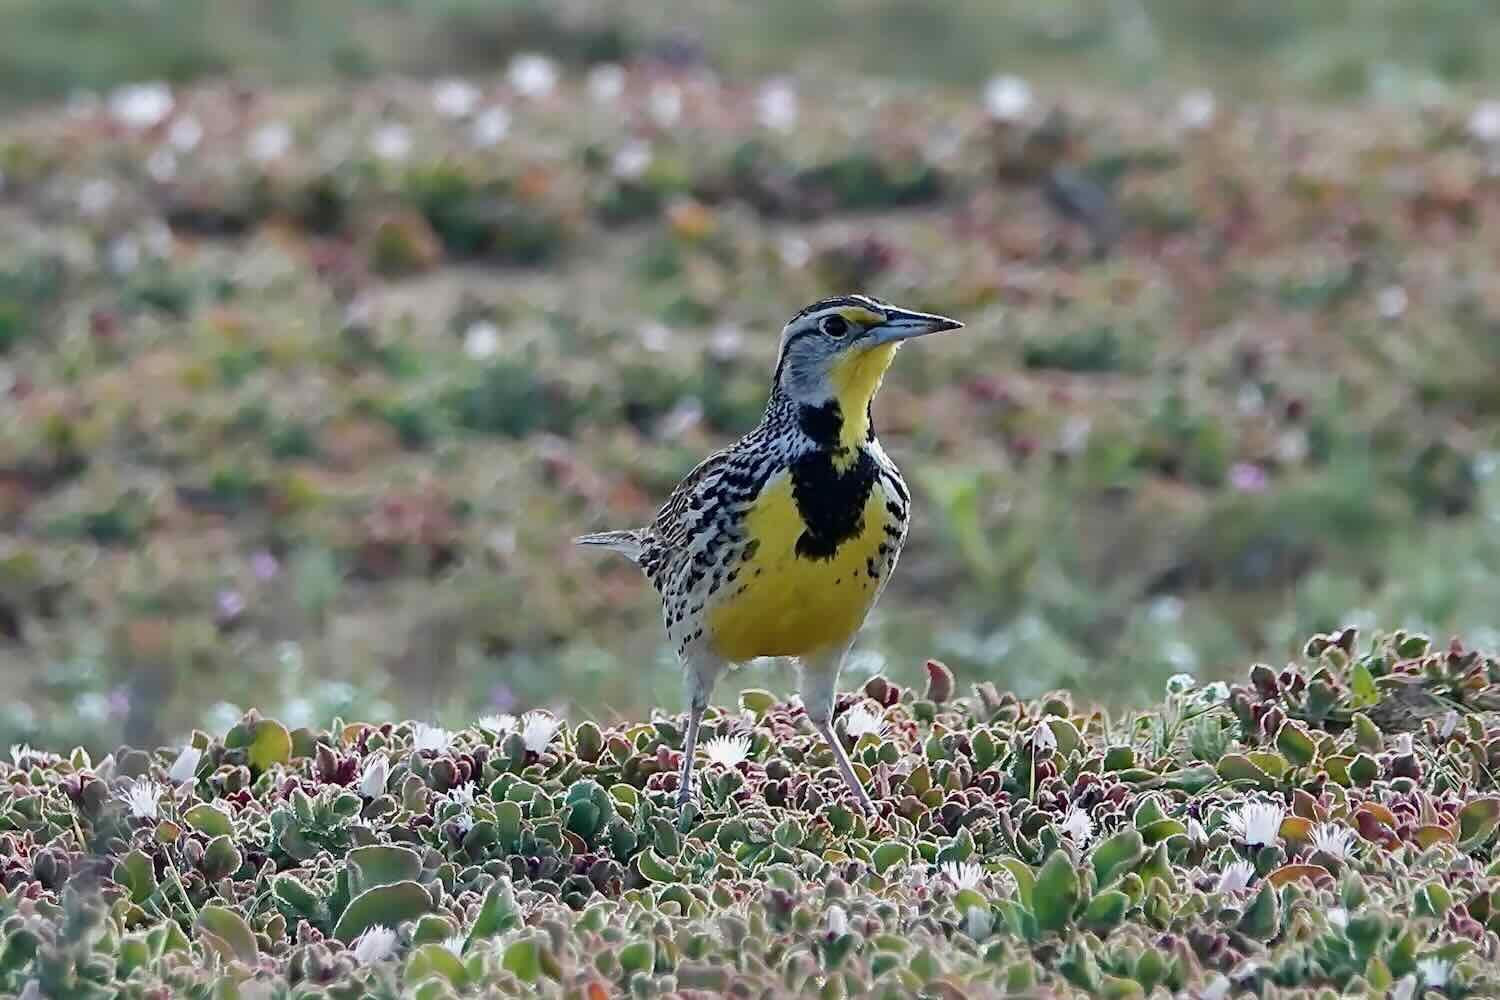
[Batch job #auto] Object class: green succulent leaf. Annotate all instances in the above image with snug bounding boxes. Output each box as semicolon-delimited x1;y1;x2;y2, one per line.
198;905;259;964
333;881;435;943
1033;850;1081;934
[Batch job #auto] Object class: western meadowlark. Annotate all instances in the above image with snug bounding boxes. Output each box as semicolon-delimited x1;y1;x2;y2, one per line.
577;294;963;814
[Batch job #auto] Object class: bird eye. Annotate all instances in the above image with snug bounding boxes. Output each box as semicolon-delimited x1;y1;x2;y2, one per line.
820;315;849;338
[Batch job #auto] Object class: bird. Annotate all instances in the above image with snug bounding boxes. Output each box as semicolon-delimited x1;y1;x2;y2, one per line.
576;294;963;814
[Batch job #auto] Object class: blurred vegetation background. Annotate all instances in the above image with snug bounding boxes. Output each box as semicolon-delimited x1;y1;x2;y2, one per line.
2;0;1499;753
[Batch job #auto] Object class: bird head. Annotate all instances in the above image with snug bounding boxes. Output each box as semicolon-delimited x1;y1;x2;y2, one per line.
771;294;963;443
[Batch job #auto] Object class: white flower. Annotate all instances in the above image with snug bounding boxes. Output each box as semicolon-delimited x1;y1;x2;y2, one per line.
412;723;453;754
168;745;202;784
636;321;671;352
359;755;389;798
471;106;511;147
1060;806;1094;844
840;703;887;741
1393;733;1415;755
352;924;398;963
1469;100;1500;143
1030;722;1057;754
1177;89;1216;130
1166;672;1197;696
1377;285;1408;319
1149;596;1184;623
826;904;848;936
78;178;116;216
146;148;177;183
1327;907;1348;930
453;811;475;835
939;861;984;892
649;83;682;127
168;115;203;152
983;75;1032;121
1215;859;1255;895
464;320;500;360
508;53;557;98
248;122;292;163
612;141;653;180
1226;801;1284;848
1390;976;1416;1000
1200;973;1231;1000
963;906;993;940
1438;710;1459;739
756;79;799;132
778;236;811;269
1309;822;1357;861
520;712;562;753
1201;682;1231;704
1416;957;1451;988
109;82;174;129
441;933;467;956
1059;415;1091;455
478;713;517;736
448;783;475;807
119;779;163;820
107;237;140;275
9;744;56;768
433;79;481;118
370;123;412;162
702;735;752;768
587;64;625;103
1187;818;1207;844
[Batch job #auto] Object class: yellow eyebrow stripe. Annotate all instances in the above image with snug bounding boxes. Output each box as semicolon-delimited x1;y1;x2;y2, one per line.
838;307;885;327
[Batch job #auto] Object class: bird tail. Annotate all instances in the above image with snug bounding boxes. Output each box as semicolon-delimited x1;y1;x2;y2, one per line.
573;529;645;564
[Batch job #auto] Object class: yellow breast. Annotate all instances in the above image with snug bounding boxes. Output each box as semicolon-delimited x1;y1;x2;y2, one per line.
706;472;897;661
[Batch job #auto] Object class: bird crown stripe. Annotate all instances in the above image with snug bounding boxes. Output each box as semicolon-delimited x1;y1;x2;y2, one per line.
789;295;882;321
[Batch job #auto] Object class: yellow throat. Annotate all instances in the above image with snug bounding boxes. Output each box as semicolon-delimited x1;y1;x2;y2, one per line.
827;343;899;448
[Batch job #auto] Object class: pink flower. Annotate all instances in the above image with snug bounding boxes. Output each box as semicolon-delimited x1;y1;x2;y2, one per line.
1229;462;1269;493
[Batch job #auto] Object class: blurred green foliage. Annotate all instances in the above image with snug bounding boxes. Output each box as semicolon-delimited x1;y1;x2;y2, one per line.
5;0;1500;109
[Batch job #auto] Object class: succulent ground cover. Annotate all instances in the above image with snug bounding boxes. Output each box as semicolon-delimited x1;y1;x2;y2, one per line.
2;628;1500;996
3;54;1500;751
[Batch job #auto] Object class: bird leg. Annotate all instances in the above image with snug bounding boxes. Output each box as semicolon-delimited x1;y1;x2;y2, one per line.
811;715;877;816
800;648;877;816
677;668;711;808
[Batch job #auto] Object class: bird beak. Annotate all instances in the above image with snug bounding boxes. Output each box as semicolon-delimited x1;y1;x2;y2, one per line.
866;307;964;346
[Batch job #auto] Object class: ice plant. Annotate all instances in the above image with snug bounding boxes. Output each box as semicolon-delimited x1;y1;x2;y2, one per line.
826;905;848;936
1309;822;1357;861
168;745;202;784
352;925;398;963
520;712;562;753
1060;806;1094;844
1416;958;1451;988
1030;722;1057;754
119;779;163;820
411;723;453;754
983;75;1033;121
701;735;752;768
507;53;557;99
478;713;516;736
432;79;480;119
1226;800;1285;848
358;755;389;798
1215;860;1255;895
939;862;984;892
840;703;887;741
964;906;994;941
448;783;476;807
